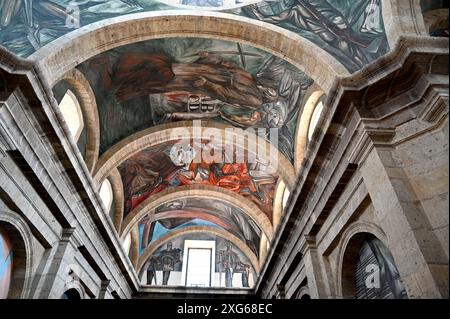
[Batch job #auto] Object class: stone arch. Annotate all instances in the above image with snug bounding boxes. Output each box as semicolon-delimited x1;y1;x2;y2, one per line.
57;68;100;174
335;221;390;298
61;287;83;299
120;184;273;242
296;286;311;299
422;9;449;34
294;90;325;172
381;0;428;47
272;178;286;231
129;226;140;268
93;121;296;190
106;168;124;233
0;210;34;299
137;225;259;274
29;11;349;93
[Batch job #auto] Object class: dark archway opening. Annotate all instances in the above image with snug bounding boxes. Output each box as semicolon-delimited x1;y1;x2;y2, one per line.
341;233;408;299
0;221;27;299
62;288;81;299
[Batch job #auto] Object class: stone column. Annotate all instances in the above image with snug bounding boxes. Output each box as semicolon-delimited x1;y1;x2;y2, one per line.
351;125;448;298
300;236;330;299
31;228;76;299
98;280;111;299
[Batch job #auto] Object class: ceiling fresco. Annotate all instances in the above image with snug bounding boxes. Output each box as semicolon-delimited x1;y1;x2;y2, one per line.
137;197;262;257
118;139;278;219
0;0;388;72
76;37;312;163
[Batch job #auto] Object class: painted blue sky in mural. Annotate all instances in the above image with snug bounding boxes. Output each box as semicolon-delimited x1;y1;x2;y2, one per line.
0;0;389;72
138;219;221;254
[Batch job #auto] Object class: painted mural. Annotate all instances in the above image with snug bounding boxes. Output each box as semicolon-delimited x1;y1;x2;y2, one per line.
238;0;389;72
0;227;13;299
118;139;278;219
420;0;449;37
141;234;255;288
78;37;312;163
137;197;262;257
0;1;388;71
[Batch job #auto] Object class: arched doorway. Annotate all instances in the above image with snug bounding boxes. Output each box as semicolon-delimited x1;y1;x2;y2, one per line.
341;233;408;299
62;288;82;299
0;226;13;299
0;219;29;299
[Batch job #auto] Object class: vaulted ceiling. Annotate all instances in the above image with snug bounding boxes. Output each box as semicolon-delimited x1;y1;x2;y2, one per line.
0;0;401;288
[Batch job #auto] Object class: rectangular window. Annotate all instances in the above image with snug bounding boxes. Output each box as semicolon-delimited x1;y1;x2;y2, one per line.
185;248;212;287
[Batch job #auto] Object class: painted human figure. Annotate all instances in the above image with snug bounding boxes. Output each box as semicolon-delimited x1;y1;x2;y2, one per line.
159;242;181;285
146;256;158;285
218;242;239;287
112;51;278;108
244;0;384;67
235;261;251;287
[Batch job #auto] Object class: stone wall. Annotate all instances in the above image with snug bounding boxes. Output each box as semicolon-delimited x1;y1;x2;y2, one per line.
0;51;137;299
256;36;449;299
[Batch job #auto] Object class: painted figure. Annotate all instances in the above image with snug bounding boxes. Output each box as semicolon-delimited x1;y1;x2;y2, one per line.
235;261;251;287
158;242;182;285
112;51;278;108
217;241;252;287
146;257;158;285
119;141;277;217
218;242;239;287
243;0;386;68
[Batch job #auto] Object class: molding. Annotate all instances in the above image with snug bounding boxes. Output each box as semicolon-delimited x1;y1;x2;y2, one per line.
348;123;396;165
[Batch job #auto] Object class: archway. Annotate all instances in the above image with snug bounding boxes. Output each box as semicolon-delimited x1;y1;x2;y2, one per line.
0;220;30;299
341;232;408;299
62;288;81;299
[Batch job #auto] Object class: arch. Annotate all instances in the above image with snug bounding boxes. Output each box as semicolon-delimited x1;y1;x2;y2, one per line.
381;0;428;47
335;221;390;298
307;101;324;142
57;68;100;174
99;178;113;214
0;210;34;299
93;121;296;191
137;225;259;274
120;184;273;242
422;9;449;34
272;179;286;231
296;286;311;299
259;232;269;266
129;226;140;268
61;288;82;299
58;89;84;142
107;168;125;233
29;11;349;93
294;90;325;172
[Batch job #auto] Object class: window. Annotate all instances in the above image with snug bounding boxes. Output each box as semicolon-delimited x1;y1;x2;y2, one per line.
185;248;212;287
99;179;113;213
307;101;324;141
0;226;13;299
181;240;215;287
282;188;291;210
58;89;84;142
122;233;131;256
